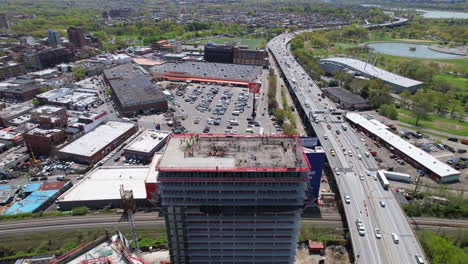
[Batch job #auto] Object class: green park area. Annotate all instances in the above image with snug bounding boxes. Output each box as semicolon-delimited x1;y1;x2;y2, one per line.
200;37;265;49
397;108;468;137
434;73;468;93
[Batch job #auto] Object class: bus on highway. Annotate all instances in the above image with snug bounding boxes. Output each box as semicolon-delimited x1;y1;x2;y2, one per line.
377;171;390;190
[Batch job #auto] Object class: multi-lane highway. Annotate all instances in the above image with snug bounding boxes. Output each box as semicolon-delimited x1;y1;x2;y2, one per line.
268;21;426;264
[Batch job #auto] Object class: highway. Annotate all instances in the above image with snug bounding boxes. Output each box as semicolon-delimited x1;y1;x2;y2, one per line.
267;18;426;264
0;213;465;237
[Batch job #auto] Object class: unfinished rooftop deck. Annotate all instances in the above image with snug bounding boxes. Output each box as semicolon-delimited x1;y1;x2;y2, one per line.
157;134;310;172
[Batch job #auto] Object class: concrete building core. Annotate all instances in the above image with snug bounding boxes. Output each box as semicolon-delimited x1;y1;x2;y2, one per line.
156;134;310;264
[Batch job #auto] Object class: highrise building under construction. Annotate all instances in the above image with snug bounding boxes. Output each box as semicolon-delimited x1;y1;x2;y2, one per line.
156;134;310;264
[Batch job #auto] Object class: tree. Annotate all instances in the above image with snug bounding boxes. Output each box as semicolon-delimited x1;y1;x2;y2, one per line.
379;104;398;120
412;92;433;126
39;86;54;93
367;80;393;108
432;91;448;113
72;66;85;81
400;90;412;108
31;99;41;106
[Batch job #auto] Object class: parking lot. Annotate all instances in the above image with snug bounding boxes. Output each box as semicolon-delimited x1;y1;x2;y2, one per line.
142;77;278;135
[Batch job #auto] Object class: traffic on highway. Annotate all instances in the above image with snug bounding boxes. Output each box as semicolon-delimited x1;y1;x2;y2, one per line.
268;24;426;264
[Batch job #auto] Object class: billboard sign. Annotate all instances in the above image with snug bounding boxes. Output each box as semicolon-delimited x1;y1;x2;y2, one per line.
248;83;261;94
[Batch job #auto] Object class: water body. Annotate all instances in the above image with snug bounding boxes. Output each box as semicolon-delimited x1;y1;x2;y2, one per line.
416;9;468;19
367;42;463;59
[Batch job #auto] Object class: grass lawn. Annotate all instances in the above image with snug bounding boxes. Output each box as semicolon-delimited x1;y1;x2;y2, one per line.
433;73;468;92
334;42;359;48
435;58;468;70
397;108;468;137
200;37;264;49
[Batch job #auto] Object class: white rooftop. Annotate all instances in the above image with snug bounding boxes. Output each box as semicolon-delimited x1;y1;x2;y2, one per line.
59;121;134;157
146;153;162;184
322;57;423;88
124;130;170;154
347;113;459;179
58;166;148;202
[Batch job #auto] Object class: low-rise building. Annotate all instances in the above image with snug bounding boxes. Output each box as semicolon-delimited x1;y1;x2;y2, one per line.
0;101;34;126
0;81;43;102
71;110;109;133
35;87;72;105
30;105;68;129
323;87;371;110
319;58;423;93
123;130;170;162
346;113;460;183
103;64;167;116
58;121;136;165
23;128;66;155
57;166;152;210
0;61;26;80
152;61;262;86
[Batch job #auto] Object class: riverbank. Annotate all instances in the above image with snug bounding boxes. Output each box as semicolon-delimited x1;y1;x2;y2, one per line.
428;45;468;56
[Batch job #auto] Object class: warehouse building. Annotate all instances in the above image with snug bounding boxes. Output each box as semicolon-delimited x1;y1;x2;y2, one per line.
123;130;170;162
57;165;156;210
323;87;371;110
103;64;168;117
58;121;136;165
152;61;262;87
346;113;459;183
319;57;423;93
155;134;310;264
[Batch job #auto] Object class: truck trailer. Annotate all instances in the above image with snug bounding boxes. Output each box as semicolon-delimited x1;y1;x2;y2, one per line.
382;170;412;183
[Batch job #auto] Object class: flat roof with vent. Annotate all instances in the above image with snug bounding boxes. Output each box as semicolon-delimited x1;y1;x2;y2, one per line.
58;121;135;158
124;129;170;154
157;134;310;172
151;61;262;84
346;113;459;180
103;63;166;107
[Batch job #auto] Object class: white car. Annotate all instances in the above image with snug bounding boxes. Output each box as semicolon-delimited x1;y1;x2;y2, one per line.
335;168;340;175
373;175;378;181
380;201;386;207
345;195;351;204
360;175;364;181
375;228;382;239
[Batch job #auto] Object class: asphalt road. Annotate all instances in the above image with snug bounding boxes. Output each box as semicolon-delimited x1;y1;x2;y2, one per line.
0;213;464;237
268;22;426;264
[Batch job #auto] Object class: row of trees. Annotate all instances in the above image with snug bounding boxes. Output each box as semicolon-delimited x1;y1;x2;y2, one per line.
400;89;464;125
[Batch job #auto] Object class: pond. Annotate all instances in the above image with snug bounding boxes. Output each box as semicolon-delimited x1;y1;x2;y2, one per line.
367;42;463;59
416;9;468;19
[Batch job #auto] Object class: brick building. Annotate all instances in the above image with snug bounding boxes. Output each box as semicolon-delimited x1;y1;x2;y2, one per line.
0;62;26;80
58;121;136;165
204;43;268;66
23;48;74;71
67;27;86;49
30;105;68;129
23;128;66;155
